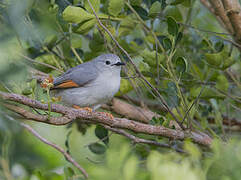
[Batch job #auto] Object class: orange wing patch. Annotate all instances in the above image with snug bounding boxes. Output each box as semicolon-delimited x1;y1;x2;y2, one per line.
55;80;79;89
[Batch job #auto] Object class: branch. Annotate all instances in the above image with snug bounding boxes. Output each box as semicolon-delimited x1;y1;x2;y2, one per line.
207;0;234;34
103;98;159;123
0;91;212;146
221;0;241;42
103;125;186;153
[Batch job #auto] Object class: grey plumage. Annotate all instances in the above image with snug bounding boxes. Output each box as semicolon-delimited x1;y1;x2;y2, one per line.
51;54;124;110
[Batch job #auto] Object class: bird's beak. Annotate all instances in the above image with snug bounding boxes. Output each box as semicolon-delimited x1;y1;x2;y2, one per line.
112;62;125;66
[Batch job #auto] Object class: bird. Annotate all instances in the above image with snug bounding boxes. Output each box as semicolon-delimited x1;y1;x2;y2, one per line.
50;54;125;113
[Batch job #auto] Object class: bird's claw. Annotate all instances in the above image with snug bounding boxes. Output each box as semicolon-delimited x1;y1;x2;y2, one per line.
100;112;114;119
73;105;93;113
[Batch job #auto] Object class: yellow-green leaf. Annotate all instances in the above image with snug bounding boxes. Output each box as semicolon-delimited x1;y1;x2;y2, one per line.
62;6;94;24
204;52;222;67
108;0;124;17
74;18;96;34
216;75;229;92
149;1;162;18
84;0;100;13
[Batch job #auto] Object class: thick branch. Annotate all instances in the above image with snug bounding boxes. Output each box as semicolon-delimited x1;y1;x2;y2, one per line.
0;92;212;146
221;0;241;42
207;0;234;34
104;98;159;123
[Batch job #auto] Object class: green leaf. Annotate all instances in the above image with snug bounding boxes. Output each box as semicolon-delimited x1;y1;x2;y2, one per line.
64;167;75;178
149;1;162;18
214;41;224;52
89;31;105;52
164;6;182;21
84;0;100;13
62;6;94;24
119;16;136;36
30;79;37;91
22;87;32;96
123;156;138;180
204;52;222;67
216;75;229;92
116;79;133;96
130;0;142;6
73;18;96;34
71;33;82;48
169;0;185;5
88;143;106;154
175;56;188;73
162;37;172;50
175;31;183;46
167;16;179;36
221;57;235;70
132;6;149;20
132;56;150;72
95;125;109;145
108;0;124;17
141;49;164;67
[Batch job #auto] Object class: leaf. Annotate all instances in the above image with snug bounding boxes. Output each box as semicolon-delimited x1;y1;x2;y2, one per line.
132;56;150;72
162;37;172;50
30;79;37;91
175;32;183;46
62;6;94;24
214;41;224;52
108;0;124;17
64;167;75;178
119;16;136;36
71;33;82;48
89;31;105;52
132;6;149;20
130;0;142;6
88;143;106;154
204;52;222;67
175;56;188;73
149;1;162;18
123;156;138;180
22;87;32;95
221;57;235;70
164;6;182;21
84;0;100;13
215;75;229;92
95;125;109;145
169;0;185;5
167;16;179;36
116;79;133;96
141;49;164;67
73;18;96;34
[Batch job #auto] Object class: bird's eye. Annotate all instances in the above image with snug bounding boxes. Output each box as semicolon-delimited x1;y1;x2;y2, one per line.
105;60;111;65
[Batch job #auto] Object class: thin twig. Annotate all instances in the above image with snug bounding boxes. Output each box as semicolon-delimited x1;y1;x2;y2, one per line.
3;115;88;179
19;53;64;73
104;125;186;153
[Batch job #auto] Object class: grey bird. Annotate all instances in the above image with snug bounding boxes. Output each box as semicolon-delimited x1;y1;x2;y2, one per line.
51;54;125;110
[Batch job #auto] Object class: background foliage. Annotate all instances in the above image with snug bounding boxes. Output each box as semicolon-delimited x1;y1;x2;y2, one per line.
0;0;240;179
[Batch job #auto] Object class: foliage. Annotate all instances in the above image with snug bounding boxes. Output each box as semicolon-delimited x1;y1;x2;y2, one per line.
0;0;240;179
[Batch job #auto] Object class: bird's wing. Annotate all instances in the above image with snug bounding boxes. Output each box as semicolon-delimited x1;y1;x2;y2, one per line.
51;62;98;90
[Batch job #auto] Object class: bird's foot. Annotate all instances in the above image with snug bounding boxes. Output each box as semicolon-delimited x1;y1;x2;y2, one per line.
72;105;93;113
100;112;114;119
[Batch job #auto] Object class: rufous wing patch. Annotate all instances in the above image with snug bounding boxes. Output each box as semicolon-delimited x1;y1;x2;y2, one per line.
54;80;79;88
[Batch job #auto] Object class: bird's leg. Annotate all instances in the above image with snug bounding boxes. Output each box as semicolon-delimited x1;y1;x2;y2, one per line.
72;105;92;113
